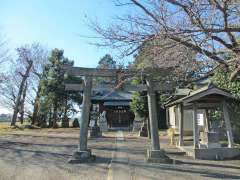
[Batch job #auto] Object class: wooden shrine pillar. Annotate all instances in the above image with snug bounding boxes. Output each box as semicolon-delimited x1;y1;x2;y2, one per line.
178;104;184;146
166;107;169;127
222;100;234;148
146;78;160;151
203;109;209;132
193;103;199;149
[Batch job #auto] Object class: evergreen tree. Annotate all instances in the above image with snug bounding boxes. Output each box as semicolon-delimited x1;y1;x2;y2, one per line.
212;65;240;143
96;54;117;85
97;54;116;69
37;49;82;128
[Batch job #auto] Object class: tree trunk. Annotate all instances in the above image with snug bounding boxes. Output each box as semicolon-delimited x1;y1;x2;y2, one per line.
32;84;41;125
62;97;69;128
11;61;33;126
52;103;58;128
48;109;53;128
62;116;69;128
19;81;28;124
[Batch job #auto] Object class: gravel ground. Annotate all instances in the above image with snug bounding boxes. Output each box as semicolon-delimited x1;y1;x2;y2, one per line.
0;129;239;180
0;128;112;180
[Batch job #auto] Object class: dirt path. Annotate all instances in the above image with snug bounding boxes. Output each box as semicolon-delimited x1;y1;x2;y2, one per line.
0;129;112;180
106;131;240;180
0;129;240;180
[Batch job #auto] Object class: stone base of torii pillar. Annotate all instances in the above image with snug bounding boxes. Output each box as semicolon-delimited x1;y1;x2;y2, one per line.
146;149;173;163
69;149;96;163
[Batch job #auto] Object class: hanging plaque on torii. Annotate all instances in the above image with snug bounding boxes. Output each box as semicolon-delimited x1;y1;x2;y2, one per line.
65;66;174;163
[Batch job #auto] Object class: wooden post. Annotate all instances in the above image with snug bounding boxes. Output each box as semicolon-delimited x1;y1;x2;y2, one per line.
166;108;169;127
79;76;92;151
146;78;160;151
222;100;234;148
203;109;209;132
178;104;184;146
193;103;199;149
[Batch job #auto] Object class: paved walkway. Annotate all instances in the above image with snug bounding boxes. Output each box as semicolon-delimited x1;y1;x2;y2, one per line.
107;131;131;180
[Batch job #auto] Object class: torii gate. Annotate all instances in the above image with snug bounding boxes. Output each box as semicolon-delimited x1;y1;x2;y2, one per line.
65;67;174;163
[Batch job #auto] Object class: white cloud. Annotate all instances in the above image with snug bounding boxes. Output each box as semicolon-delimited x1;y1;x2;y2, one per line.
0;106;11;114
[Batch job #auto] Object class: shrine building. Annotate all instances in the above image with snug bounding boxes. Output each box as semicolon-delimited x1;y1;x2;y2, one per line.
91;90;135;129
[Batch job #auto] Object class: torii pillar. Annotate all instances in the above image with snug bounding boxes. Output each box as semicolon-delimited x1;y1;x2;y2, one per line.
69;76;96;163
146;77;172;163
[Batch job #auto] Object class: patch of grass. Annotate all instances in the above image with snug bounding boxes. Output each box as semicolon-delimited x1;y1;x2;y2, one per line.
0;122;11;133
0;122;10;129
0;122;36;132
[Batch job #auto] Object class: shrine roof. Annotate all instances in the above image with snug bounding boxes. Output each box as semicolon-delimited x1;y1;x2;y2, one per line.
91;90;132;101
165;84;236;107
103;101;130;106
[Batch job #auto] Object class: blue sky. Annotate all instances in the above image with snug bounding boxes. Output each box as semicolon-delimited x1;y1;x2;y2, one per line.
0;0;133;67
0;0;135;113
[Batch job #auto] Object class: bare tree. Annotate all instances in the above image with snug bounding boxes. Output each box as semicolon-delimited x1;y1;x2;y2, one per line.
0;33;9;65
0;72;20;109
90;0;240;79
0;32;10;85
19;81;28;124
0;43;48;126
10;59;33;126
132;37;213;83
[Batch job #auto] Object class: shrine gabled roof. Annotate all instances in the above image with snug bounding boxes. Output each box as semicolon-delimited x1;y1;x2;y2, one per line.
104;101;130;106
165;84;236;107
91;90;132;101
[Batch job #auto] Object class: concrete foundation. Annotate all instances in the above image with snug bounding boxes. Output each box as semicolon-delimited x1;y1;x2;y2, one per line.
194;148;240;160
68;149;96;163
146;149;173;163
179;146;240;160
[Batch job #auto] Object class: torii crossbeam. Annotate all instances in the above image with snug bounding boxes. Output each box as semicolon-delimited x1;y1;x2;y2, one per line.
65;66;174;163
